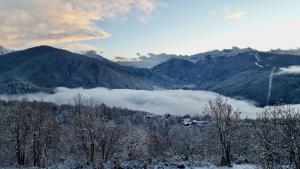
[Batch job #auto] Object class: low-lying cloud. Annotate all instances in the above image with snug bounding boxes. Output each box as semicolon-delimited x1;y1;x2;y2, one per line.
276;66;300;75
0;87;263;118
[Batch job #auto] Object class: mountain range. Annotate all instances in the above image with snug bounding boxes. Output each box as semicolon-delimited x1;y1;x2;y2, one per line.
118;53;185;69
0;46;179;94
0;45;300;106
153;49;300;106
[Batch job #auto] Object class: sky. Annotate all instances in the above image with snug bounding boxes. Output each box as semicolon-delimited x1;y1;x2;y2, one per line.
1;0;300;60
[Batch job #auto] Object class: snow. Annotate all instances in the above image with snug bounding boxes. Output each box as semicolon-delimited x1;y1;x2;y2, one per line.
255;62;264;68
153;164;257;169
193;164;257;169
0;164;257;169
189;47;255;63
182;118;192;126
250;53;265;68
253;53;260;62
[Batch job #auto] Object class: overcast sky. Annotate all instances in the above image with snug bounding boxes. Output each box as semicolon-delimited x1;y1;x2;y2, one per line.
1;0;300;59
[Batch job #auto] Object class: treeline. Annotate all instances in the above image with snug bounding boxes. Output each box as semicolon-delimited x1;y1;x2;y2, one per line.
0;96;299;169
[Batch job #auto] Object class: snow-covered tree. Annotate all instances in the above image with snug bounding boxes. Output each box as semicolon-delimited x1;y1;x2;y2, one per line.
117;125;150;162
203;96;241;166
254;105;300;169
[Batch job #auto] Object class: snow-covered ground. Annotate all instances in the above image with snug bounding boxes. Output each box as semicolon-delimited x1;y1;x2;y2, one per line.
1;164;257;169
193;164;256;169
153;164;257;169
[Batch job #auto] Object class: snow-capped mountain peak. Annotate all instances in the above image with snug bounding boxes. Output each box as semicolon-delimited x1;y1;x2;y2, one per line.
189;47;257;63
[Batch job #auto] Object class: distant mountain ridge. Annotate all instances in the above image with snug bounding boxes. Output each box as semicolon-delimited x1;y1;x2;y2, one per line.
118;53;184;69
118;47;258;68
0;46;179;94
269;48;300;55
153;49;300;106
1;45;300;106
119;47;300;69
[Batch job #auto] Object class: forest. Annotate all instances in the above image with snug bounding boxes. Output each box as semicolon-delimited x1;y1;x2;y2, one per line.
0;95;299;169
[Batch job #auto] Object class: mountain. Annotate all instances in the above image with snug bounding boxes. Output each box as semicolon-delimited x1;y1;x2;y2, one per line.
2;45;300;106
0;46;179;94
188;47;256;63
0;45;12;55
117;47;256;68
153;49;300;106
269;48;300;55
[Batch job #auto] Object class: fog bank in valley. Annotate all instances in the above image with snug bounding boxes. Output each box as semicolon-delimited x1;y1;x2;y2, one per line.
0;87;264;118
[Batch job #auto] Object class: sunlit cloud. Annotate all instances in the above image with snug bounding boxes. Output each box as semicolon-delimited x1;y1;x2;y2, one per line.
0;0;160;48
224;8;246;19
209;7;246;20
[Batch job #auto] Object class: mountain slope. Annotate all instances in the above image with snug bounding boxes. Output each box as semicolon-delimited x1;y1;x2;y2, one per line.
0;46;178;94
153;50;300;106
81;50;112;63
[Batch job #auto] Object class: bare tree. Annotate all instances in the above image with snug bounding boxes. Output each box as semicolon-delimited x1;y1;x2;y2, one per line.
71;93;124;168
168;125;203;159
279;107;300;169
117;125;150;162
7;99;32;166
72;94;102;165
4;99;59;167
254;105;300;169
203;96;241;166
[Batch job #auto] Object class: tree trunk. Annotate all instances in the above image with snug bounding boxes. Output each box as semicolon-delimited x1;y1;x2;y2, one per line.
16;131;25;165
90;141;95;163
33;134;38;167
225;142;231;166
16;132;21;165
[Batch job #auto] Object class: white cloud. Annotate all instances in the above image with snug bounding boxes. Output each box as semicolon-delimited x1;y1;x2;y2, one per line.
276;66;300;75
225;9;246;19
0;0;159;48
0;87;262;118
209;7;246;20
